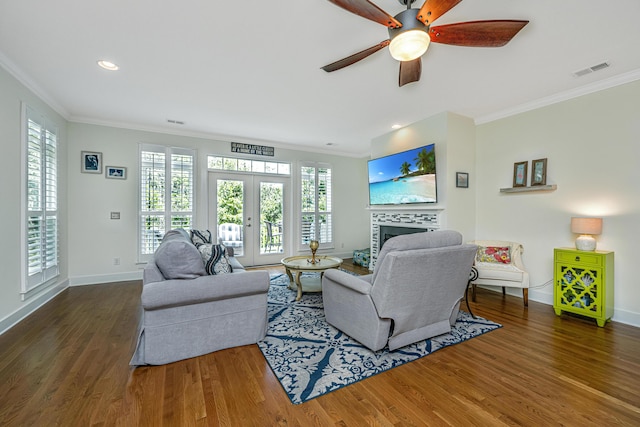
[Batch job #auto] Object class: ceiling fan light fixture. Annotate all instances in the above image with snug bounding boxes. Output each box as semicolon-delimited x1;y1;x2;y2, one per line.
388;8;431;62
389;29;430;61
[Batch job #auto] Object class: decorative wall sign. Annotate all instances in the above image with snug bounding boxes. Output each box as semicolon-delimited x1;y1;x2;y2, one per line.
231;142;274;156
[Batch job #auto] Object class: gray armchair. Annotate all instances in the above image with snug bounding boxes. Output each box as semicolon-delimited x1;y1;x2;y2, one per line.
322;230;477;351
130;229;270;366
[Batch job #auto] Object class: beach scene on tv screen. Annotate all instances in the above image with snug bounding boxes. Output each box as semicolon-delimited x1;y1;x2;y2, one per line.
368;144;436;205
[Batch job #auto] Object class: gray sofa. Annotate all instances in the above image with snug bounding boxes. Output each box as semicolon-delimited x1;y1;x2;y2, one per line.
130;229;270;366
322;230;477;351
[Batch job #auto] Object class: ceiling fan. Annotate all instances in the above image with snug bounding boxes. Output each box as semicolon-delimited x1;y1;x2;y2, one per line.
322;0;529;86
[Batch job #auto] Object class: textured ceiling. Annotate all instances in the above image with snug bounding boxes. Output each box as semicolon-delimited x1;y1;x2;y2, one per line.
1;0;639;156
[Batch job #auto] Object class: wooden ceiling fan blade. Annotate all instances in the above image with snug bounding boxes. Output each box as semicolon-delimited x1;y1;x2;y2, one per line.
417;0;463;26
327;0;401;28
399;58;421;87
322;40;390;72
429;20;529;47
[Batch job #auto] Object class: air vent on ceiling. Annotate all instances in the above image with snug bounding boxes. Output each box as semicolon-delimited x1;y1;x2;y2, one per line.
167;119;185;125
572;61;610;78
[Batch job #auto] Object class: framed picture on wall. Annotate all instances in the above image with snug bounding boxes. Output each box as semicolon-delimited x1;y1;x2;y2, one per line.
81;151;103;174
513;161;528;187
531;158;547;186
456;172;469;188
106;166;127;180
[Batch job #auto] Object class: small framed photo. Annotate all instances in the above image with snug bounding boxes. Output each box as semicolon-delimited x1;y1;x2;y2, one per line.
81;151;103;174
456;172;469;188
513;161;528;187
106;166;127;180
531;158;547;186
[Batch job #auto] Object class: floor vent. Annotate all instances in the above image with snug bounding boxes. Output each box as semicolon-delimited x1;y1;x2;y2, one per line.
572;61;610;77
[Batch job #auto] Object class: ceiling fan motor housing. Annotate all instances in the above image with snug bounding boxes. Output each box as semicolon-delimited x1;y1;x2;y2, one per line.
388;8;429;40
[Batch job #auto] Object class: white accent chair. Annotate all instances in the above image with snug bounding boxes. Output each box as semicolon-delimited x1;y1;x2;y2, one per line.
218;223;243;249
469;240;530;306
322;230;477;351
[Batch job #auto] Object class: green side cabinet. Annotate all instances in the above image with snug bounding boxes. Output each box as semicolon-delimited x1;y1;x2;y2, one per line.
553;248;614;327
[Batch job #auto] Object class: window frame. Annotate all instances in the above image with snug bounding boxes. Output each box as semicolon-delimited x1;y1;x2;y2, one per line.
21;104;59;300
138;144;196;262
298;161;333;251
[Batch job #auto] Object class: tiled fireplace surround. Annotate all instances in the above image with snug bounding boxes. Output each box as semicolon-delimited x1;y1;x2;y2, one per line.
369;210;440;270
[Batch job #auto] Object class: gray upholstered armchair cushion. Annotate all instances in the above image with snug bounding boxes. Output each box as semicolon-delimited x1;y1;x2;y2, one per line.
154;229;206;279
323;230;477;352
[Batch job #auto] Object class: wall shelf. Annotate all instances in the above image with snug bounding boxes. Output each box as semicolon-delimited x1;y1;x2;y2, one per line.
499;184;557;193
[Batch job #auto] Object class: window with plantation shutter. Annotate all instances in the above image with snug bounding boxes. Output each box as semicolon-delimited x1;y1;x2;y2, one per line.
23;106;58;297
139;144;195;261
299;162;332;249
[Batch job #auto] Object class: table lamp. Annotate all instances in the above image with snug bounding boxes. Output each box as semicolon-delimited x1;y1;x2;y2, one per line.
570;217;603;251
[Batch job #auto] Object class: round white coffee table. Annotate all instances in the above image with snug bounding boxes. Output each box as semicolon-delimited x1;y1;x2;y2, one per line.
281;255;343;301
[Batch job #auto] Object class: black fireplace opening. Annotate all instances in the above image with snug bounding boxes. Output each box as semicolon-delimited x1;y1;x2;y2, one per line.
379;225;427;250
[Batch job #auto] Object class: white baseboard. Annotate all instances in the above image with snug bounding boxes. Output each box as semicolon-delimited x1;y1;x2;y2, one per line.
69;270;143;286
480;285;640;328
609;308;640;328
0;280;68;335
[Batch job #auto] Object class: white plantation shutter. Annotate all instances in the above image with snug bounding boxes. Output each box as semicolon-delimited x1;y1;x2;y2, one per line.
24;106;58;294
170;153;194;229
140;149;166;256
317;166;332;244
139;144;195;261
300;163;332;249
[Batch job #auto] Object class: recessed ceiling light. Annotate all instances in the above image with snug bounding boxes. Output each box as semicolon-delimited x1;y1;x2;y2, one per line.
391;124;402;129
97;60;119;71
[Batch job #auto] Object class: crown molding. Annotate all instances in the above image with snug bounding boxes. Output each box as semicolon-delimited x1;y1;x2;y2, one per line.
0;51;70;120
475;68;640;125
69;115;367;158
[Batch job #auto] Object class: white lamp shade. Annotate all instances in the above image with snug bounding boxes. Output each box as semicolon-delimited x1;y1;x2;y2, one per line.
389;30;431;61
570;217;603;235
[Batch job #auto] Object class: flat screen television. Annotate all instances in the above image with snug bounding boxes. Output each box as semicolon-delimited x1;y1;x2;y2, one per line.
368;143;437;205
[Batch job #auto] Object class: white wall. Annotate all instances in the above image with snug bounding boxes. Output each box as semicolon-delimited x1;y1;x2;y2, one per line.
476;79;640;326
3;54;638;333
66;122;371;284
0;65;69;333
0;62;370;332
371;112;477;241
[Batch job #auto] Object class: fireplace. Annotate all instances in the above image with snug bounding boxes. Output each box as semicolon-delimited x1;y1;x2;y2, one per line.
369;210;441;270
378;225;427;250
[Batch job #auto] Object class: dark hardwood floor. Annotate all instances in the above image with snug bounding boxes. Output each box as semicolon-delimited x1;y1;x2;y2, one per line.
1;260;639;426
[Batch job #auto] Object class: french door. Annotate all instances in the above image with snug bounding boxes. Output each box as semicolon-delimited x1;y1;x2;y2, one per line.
208;172;289;266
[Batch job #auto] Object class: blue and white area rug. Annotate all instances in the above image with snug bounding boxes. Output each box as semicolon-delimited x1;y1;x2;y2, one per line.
258;273;502;404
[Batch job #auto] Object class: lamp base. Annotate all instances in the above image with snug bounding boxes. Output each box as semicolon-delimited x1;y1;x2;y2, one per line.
575;235;597;251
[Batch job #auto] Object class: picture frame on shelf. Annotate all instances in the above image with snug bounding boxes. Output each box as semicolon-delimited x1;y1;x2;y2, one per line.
531;158;547;186
105;166;127;180
513;161;528;187
456;172;469;188
81;151;103;174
